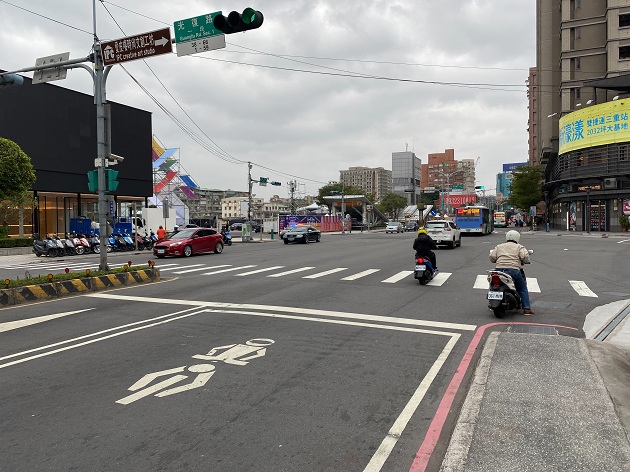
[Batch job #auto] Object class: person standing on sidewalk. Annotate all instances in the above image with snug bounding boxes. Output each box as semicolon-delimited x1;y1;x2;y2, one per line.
156;225;167;240
489;230;535;315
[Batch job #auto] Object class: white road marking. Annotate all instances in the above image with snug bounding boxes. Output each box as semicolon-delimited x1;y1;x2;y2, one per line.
473;275;487;289
527;277;541;293
340;269;381;281
618;239;630;244
569;280;598;297
0;309;94;333
267;267;315;277
302;268;348;279
154;263;180;268
235;266;285;276
381;271;414;283
159;264;204;272
202;265;256;275
426;272;452;286
174;264;230;274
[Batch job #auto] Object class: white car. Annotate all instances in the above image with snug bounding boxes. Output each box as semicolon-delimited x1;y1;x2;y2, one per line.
426;220;462;248
385;222;404;233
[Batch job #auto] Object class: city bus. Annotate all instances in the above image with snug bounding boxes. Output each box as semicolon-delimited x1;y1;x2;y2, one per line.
493;211;507;228
454;206;492;234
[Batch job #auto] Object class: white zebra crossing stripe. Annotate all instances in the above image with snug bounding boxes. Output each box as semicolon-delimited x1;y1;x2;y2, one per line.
569;280;598;297
235;266;285;276
381;271;414;283
527;278;540;293
473;275;487;289
174;265;230;274
340;269;381;281
159;264;204;272
474;275;541;293
267;267;315;277
426;272;452;286
154;263;180;268
303;268;348;279
202;265;256;275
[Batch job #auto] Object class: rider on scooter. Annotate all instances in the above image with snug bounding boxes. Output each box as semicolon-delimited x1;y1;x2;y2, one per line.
489;230;534;315
413;228;438;270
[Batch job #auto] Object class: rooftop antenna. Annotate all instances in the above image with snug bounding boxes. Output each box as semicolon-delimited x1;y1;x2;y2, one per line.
405;142;408;152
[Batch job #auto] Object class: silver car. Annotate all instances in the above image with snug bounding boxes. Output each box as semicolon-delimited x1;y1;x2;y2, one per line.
385;222;404;233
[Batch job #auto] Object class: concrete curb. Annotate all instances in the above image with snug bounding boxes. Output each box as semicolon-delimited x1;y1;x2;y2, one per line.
0;268;160;306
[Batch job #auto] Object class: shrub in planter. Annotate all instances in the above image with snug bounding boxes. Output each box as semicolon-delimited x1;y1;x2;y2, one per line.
619;214;630;231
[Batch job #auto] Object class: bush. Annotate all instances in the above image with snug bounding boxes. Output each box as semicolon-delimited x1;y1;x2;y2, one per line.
3;265;152;288
0;237;32;248
619;214;630;229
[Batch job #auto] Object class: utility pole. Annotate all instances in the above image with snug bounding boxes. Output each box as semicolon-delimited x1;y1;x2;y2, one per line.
247;162;253;224
289;180;296;214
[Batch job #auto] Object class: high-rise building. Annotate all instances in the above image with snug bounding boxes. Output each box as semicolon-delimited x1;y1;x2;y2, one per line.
339;166;392;203
421;148;465;191
392;151;421;205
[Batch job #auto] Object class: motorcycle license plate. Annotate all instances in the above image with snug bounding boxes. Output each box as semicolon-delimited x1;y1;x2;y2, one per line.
157;249;165;254
415;265;426;271
487;291;503;300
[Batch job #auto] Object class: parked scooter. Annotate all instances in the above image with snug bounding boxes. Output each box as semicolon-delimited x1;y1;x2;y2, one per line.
486;249;534;318
413;255;438;285
70;233;85;255
122;232;135;250
46;234;60;257
32;233;55;257
78;234;92;254
53;234;68;256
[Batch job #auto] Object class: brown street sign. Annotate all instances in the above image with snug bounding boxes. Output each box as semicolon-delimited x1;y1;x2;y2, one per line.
100;27;172;66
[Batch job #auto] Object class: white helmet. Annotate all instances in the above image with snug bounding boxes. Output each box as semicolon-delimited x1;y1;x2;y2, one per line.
506;230;521;243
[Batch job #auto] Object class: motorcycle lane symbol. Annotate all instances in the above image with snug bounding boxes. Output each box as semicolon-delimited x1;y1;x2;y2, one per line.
116;338;275;405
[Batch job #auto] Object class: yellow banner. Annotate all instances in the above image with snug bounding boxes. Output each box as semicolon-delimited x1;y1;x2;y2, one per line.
559;100;630;154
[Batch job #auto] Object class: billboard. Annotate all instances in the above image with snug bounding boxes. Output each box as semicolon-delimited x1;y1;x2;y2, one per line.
503;162;528;172
559;100;630;154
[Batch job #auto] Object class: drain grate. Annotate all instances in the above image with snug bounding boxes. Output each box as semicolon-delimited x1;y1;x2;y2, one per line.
509;325;559;335
532;301;571;310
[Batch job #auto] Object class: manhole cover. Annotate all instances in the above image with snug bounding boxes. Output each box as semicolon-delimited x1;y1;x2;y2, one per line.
532;301;571;310
508;325;559;335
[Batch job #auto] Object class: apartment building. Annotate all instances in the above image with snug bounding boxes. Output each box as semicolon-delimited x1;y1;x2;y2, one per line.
421;148;465;191
392;151;421;205
339;166;392;203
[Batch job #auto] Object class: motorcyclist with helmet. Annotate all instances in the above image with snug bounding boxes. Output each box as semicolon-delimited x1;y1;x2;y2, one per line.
489;230;534;315
413;227;438;270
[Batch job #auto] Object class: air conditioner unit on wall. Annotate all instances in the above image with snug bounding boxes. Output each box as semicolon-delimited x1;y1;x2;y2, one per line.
604;178;618;189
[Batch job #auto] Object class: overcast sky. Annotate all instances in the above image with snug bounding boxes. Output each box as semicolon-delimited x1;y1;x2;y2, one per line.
0;0;534;200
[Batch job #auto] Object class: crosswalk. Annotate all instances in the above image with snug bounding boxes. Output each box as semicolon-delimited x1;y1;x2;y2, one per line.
1;259;600;297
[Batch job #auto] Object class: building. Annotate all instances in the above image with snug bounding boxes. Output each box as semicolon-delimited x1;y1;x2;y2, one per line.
421;148;465;192
176;187;248;222
496;162;528;197
535;0;630;231
221;196;264;221
392;151;421;205
339;166;392;203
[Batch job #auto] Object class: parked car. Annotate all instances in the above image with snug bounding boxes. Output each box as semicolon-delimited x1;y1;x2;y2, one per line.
405;221;419;232
230;222;261;233
153;228;224;258
385;221;404;233
283;225;321;244
425;220;462;248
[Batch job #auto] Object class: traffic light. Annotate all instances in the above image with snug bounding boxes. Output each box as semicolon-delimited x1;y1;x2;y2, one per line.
87;170;98;192
270;181;281;186
213;8;264;34
0;73;24;88
106;168;119;193
475;185;485;190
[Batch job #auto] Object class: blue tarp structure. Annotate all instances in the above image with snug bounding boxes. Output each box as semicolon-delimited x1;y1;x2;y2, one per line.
180;174;198;188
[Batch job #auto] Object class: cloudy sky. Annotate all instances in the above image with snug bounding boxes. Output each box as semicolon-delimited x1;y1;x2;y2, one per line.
0;0;534;200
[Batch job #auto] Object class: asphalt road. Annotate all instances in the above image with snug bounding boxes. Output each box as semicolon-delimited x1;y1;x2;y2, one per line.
1;230;629;471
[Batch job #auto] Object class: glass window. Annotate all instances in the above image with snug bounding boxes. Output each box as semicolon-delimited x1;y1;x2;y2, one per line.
621;13;630;28
620;45;630;60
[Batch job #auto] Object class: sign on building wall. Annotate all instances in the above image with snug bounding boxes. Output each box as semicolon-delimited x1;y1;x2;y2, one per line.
559;100;630;154
502;162;528;172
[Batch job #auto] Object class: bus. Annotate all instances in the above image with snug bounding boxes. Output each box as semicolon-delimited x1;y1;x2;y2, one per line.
493;211;507;228
454;206;492;234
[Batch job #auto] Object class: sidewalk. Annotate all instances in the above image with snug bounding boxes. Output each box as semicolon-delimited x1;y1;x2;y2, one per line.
440;299;630;471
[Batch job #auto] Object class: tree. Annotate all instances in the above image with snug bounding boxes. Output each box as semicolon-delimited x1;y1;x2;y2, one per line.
378;192;408;220
316;182;365;206
508;166;543;211
0;137;36;237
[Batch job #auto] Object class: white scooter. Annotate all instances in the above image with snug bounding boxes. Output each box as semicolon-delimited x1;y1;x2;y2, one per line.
486;249;533;318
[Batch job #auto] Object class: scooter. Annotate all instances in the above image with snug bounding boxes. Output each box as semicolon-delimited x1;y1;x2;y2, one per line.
32;233;54;257
78;234;92;254
486;250;534;318
53;234;68;256
414;256;437;285
223;230;232;246
122;232;135;250
71;233;85;255
46;234;60;257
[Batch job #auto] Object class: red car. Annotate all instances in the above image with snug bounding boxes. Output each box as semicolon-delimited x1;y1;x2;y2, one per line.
153;228;224;258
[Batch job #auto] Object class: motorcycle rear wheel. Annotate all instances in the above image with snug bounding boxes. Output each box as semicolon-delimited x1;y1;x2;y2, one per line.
493;307;505;318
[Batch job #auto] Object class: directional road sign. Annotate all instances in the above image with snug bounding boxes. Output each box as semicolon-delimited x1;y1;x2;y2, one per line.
100;27;172;67
32;52;70;84
174;12;223;43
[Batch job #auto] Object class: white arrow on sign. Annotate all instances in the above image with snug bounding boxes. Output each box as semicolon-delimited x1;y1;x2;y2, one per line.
154;36;170;48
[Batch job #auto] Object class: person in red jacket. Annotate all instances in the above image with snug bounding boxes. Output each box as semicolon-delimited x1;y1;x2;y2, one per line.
156;225;167;240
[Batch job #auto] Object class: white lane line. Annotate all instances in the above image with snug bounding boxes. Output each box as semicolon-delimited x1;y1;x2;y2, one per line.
302;268;348;279
174;265;230;274
267;267;315;277
473;275;487;289
159;264;203;272
0;309;94;333
381;271;414;283
340;269;381;281
527;277;541;293
569;280;598;297
86;293;478;331
426;272;452;286
235;266;285;276
154;263;180;268
618;239;630;244
202;265;256;275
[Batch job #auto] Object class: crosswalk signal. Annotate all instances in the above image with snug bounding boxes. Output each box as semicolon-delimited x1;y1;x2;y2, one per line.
87;170;98;192
213;8;264;34
106;169;119;193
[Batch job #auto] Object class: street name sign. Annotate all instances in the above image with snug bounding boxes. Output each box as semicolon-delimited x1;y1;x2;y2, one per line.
100;27;172;66
32;52;70;84
176;34;226;57
174;12;223;43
